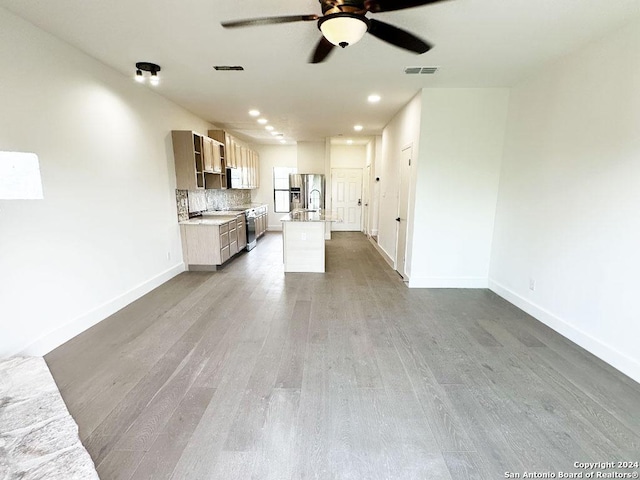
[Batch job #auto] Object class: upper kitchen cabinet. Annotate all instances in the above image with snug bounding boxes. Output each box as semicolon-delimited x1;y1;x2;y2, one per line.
172;131;226;190
209;130;236;168
209;129;260;189
203;136;223;173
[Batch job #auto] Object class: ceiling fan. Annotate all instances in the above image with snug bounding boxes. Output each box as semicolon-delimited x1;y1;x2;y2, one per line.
221;0;448;63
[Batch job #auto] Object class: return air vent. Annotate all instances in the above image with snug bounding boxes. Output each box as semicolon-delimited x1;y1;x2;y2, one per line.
213;66;245;71
404;66;438;75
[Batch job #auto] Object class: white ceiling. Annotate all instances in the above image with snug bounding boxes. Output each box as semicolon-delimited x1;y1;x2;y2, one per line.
2;0;639;144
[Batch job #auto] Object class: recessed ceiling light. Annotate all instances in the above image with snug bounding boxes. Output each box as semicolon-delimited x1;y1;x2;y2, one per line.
368;94;381;103
258;118;268;124
280;139;286;144
249;110;260;117
347;139;353;145
354;125;363;131
265;125;274;131
271;131;279;136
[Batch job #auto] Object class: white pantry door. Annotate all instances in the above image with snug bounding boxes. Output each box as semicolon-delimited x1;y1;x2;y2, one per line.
331;168;363;231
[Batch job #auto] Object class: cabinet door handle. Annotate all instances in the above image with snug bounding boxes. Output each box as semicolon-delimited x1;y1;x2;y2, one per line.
395;217;401;222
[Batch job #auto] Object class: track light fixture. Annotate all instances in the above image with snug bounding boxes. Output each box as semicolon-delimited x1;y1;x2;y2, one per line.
134;62;161;86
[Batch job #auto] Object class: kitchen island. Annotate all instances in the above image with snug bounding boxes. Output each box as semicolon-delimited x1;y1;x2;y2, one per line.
281;210;342;273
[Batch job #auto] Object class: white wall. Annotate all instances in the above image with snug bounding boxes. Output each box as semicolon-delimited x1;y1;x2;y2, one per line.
330;145;366;169
297;141;326;174
378;92;423;265
0;7;213;357
370;137;382;237
489;18;640;382
252;144;297;230
408;89;509;288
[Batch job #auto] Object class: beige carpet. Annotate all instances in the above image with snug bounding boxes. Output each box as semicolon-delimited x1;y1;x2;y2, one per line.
0;356;99;480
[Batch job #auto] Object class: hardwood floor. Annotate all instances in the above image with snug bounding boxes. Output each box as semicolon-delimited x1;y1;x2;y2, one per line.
45;232;640;480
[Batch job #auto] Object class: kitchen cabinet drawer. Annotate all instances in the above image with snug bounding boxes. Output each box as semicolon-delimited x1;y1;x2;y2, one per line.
220;231;229;248
219;223;229;234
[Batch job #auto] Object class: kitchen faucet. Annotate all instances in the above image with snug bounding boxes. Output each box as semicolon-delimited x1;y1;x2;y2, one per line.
309;189;321;210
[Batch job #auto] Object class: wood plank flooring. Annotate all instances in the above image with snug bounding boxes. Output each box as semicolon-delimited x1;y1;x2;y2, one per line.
45;232;640;480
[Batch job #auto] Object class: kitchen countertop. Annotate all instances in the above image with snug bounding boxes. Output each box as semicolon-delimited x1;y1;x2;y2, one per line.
201;204;268;215
179;216;238;226
201;210;245;216
181;204;269;224
230;203;268;210
281;210;342;223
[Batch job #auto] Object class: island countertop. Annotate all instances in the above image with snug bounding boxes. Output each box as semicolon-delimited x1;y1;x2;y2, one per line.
281;210;342;223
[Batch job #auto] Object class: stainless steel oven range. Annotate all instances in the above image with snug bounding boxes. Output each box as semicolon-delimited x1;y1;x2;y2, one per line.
245;208;257;251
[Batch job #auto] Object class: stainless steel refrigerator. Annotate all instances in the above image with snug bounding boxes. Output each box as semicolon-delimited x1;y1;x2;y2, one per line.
289;174;325;211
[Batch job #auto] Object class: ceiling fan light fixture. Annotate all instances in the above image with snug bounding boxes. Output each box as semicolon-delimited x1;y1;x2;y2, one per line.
318;13;369;48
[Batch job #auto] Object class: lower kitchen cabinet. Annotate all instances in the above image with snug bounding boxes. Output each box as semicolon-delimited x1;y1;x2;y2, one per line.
236;215;247;250
255;206;268;238
180;215;244;270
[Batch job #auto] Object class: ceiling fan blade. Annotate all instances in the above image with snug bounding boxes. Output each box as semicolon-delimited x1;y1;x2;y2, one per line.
367;19;431;54
222;14;319;28
310;37;335;63
365;0;448;13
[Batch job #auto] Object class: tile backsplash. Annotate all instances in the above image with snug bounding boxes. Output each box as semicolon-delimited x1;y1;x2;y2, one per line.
175;190;189;222
176;189;252;220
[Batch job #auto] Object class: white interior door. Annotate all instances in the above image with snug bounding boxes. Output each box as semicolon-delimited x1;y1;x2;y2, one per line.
331;168;363;232
396;146;412;279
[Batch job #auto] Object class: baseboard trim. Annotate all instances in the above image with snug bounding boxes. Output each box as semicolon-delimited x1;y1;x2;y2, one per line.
489;279;640;384
369;237;394;269
20;263;186;357
409;277;488;289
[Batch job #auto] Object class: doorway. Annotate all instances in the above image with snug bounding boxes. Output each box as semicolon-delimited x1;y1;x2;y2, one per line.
331;168;363;231
395;146;412;279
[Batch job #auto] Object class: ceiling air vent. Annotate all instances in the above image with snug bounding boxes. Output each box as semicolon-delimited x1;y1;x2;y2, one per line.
213;66;245;71
404;66;438;75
